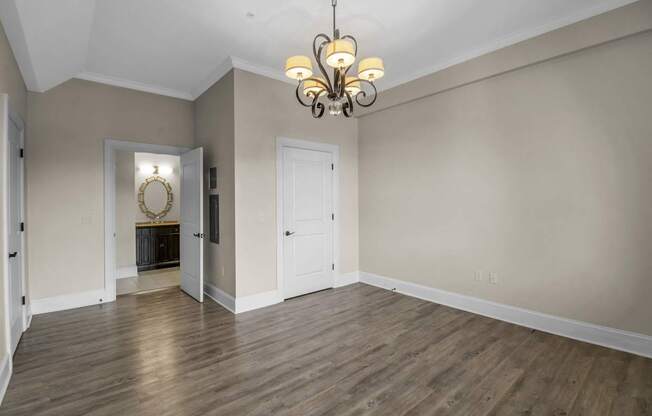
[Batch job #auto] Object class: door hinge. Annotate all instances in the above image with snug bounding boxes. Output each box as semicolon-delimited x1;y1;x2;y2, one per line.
21;296;25;305
20;222;24;232
19;148;24;158
332;263;335;271
331;163;334;170
331;213;334;221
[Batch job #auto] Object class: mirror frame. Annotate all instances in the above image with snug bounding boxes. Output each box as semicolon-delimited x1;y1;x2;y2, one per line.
138;176;173;220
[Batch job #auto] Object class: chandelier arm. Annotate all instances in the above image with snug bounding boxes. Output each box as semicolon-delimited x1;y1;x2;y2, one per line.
295;81;315;107
313;33;334;92
354;79;378;107
311;95;325;118
342;90;354;118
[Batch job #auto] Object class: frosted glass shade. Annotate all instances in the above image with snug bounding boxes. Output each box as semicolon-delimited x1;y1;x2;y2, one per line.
345;77;361;96
326;39;356;68
303;78;326;97
358;57;384;81
285;56;313;80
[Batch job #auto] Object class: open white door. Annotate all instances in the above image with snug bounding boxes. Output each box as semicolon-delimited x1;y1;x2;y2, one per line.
7;111;24;353
180;147;203;302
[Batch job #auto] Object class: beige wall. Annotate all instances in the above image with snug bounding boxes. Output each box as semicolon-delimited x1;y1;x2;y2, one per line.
359;30;652;336
26;79;194;300
194;71;236;296
0;21;26;359
233;69;359;297
115;150;135;268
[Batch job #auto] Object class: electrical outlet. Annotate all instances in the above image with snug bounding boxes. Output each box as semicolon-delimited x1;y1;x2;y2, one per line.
489;272;499;285
474;271;484;282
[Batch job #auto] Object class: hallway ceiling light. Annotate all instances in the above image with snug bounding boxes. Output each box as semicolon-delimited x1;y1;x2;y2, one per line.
284;0;384;118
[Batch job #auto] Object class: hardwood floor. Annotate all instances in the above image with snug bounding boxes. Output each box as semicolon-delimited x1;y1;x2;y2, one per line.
1;284;650;415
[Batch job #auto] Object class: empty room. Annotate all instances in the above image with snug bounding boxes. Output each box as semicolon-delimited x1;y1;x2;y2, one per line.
0;0;651;415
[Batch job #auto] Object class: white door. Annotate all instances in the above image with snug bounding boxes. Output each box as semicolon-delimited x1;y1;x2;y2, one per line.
7;115;24;353
282;147;334;299
180;147;204;302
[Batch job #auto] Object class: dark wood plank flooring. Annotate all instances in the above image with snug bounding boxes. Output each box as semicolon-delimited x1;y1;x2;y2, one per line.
1;284;650;415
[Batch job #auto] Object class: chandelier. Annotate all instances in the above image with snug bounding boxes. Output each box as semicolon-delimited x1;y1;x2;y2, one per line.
284;0;385;118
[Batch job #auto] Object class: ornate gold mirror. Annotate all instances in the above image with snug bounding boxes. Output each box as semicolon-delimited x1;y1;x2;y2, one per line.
138;176;173;220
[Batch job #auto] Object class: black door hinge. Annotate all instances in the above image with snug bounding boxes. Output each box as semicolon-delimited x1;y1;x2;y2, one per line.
331;163;334;170
331;213;334;221
21;296;25;305
20;222;24;232
332;263;335;271
19;149;24;158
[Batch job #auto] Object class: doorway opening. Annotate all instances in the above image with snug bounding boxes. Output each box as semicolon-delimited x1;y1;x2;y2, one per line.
115;152;181;295
104;140;204;303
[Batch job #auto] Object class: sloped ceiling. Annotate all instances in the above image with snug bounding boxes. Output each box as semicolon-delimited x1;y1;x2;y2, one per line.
0;0;639;100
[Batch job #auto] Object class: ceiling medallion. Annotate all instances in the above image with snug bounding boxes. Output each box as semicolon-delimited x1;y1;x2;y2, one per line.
284;0;385;118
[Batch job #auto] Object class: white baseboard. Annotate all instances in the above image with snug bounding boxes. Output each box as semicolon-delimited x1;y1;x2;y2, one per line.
360;272;652;359
334;271;360;288
203;282;236;313
117;265;138;279
31;289;107;315
0;354;12;406
236;290;283;314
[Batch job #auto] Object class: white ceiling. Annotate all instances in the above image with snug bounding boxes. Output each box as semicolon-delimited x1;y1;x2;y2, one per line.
0;0;638;101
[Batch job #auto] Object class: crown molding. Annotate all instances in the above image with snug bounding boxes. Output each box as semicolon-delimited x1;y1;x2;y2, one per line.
74;72;194;101
377;0;640;92
190;56;234;100
191;56;293;100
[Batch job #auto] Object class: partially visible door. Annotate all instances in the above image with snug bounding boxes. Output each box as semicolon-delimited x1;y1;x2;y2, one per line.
282;147;334;299
7;114;24;353
180;147;203;302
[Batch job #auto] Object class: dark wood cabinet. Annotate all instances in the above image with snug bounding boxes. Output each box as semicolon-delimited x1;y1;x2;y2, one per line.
136;223;180;272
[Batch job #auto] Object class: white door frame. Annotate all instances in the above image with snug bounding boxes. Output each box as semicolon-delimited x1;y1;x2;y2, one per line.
276;137;340;300
103;139;190;302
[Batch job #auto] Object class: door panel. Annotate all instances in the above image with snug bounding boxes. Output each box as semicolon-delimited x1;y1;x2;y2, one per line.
8;116;23;353
282;147;333;299
180;147;203;302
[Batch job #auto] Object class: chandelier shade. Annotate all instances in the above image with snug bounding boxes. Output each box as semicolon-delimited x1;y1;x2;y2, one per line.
326;39;356;68
345;77;361;96
284;0;384;118
284;56;313;80
358;57;385;81
304;78;327;97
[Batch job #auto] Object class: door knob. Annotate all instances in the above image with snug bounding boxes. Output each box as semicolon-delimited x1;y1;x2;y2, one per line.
8;252;17;259
285;231;295;236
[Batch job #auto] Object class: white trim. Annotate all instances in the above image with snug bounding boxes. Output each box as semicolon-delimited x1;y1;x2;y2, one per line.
0;354;11;406
31;289;107;315
117;265;138;279
203;283;283;314
231;57;293;86
203;282;236;314
1;95;10;356
236;290;283;314
378;0;640;92
104;139;190;304
334;271;360;288
75;72;194;101
7;110;28;336
276;137;340;302
360;272;652;359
